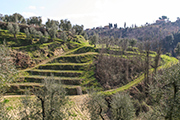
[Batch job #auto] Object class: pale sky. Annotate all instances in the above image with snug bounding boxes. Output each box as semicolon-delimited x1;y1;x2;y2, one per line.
0;0;180;29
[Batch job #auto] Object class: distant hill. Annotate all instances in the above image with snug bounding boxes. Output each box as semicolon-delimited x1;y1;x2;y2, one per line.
86;19;180;56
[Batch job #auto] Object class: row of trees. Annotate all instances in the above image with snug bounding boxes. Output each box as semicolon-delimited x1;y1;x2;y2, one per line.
0;13;85;34
89;32;137;50
5;21;84;44
3;20;86;45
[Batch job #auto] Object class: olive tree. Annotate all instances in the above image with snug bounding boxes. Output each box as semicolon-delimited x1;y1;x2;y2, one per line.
82;90;108;120
24;28;30;38
19;76;70;120
29;26;37;38
149;63;180;120
48;23;58;39
0;42;17;94
110;92;135;120
60;31;67;42
7;23;20;39
0;42;17;119
39;31;49;44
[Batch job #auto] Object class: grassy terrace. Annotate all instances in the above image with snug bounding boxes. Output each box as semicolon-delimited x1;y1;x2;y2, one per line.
49;52;98;63
35;62;92;70
7;83;83;95
3;28;178;96
26;69;83;77
8;40;96;95
27;69;84;73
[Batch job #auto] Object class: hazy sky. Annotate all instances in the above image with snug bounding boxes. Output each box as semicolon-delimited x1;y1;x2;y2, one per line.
1;0;180;29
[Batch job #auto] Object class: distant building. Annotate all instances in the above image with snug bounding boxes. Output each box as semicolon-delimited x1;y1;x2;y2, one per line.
96;27;100;30
104;25;109;29
85;28;91;31
156;19;165;24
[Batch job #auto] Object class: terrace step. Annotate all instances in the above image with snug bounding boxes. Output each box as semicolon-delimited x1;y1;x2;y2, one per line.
49;52;98;63
35;62;91;70
18;75;83;85
27;69;83;77
7;83;84;95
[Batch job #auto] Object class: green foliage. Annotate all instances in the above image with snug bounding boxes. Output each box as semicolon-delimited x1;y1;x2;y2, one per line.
24;28;30;38
27;16;42;26
72;46;95;54
39;31;49;44
19;76;70;120
48;23;58;39
149;63;180;120
3;99;9;103
46;19;59;29
110;92;135;120
0;42;17;93
7;23;19;39
1;13;26;23
72;25;84;35
29;26;37;38
60;31;67;42
89;33;99;47
59;19;72;31
83;90;107;120
0;43;17;120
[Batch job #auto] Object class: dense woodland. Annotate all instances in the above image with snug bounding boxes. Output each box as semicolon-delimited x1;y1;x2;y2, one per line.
0;13;180;120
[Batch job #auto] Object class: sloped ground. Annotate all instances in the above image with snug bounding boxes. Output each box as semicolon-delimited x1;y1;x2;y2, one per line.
1;29;179;119
4;48;179;120
7;45;98;95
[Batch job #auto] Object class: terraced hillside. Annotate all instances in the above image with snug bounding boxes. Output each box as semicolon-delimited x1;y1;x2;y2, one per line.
4;42;179;120
7;45;98;95
7;43;179;97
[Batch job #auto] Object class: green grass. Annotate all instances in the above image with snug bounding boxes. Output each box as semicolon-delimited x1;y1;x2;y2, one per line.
28;69;84;73
19;75;83;80
49;52;97;63
37;62;92;66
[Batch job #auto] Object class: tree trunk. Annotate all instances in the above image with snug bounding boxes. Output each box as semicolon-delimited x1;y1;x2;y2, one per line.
167;82;177;120
14;34;17;39
41;99;45;120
